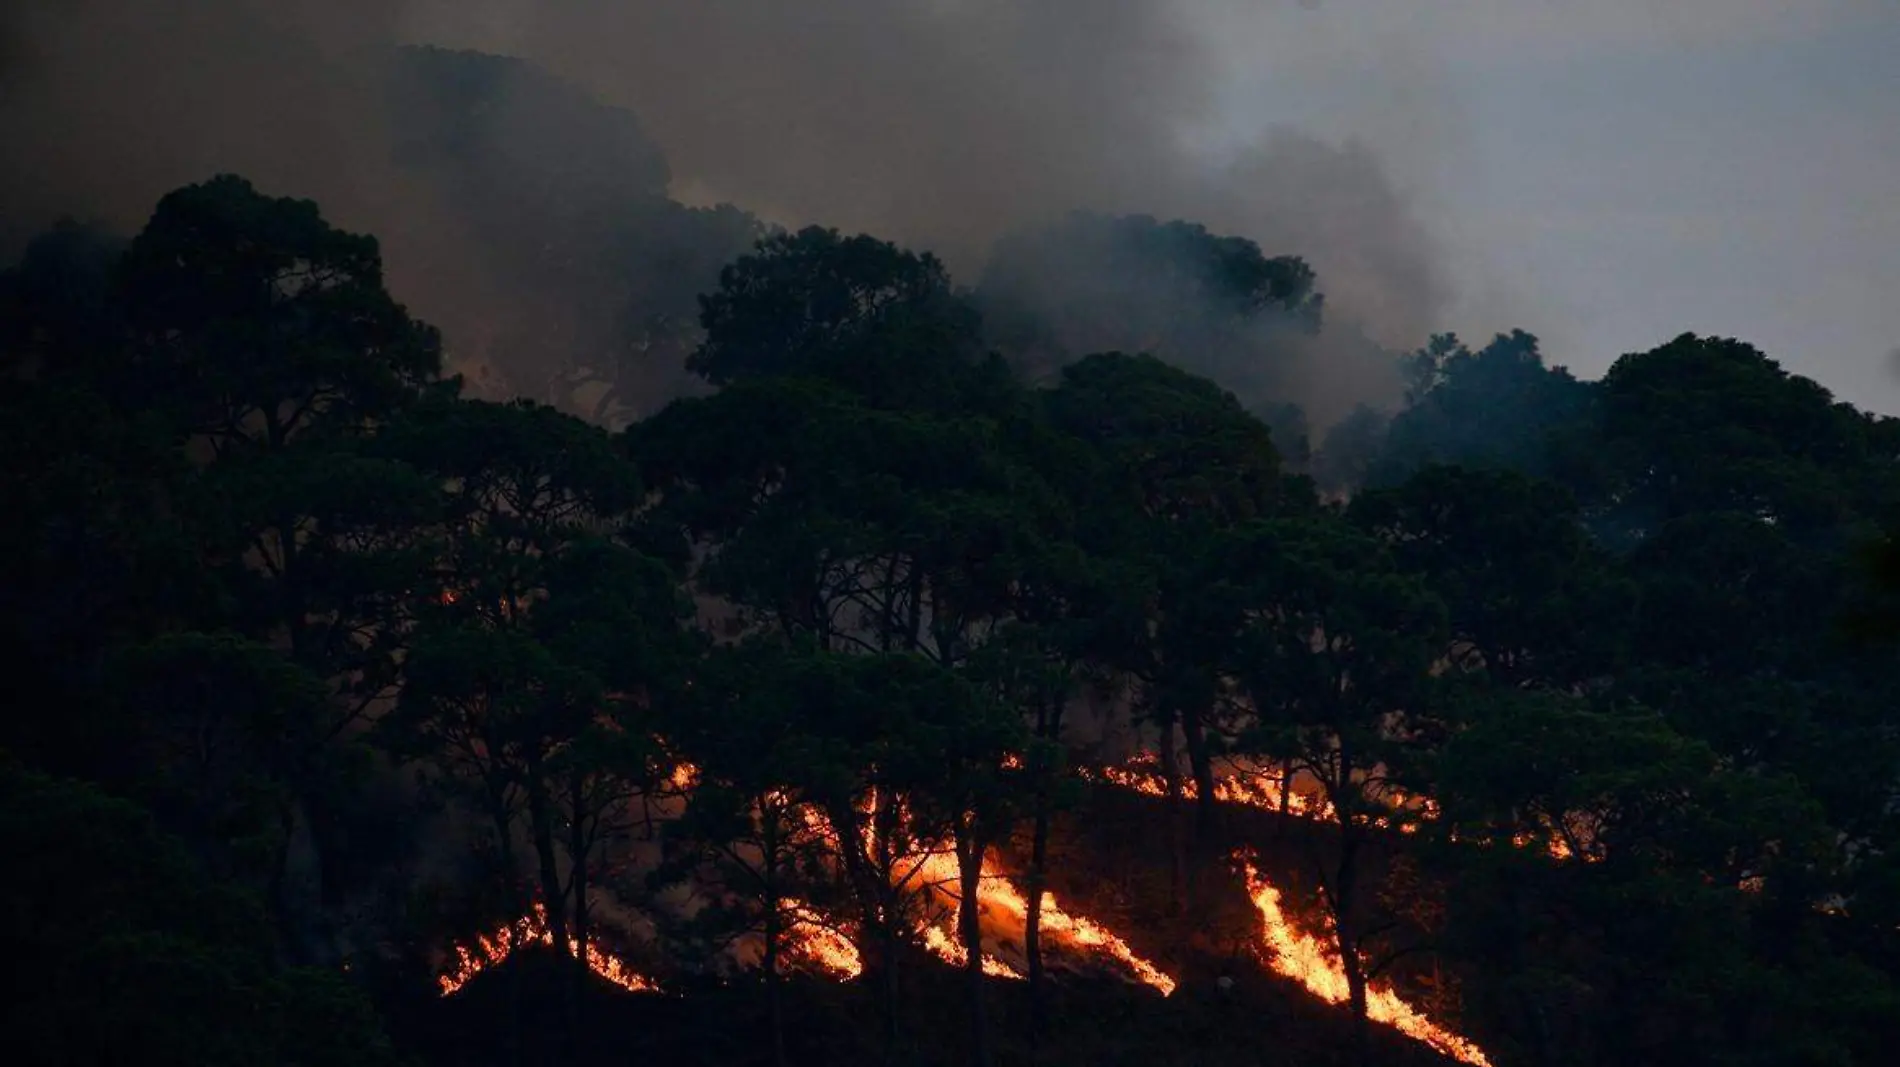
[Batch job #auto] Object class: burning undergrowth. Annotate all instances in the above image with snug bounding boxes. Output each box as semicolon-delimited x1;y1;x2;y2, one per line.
426;752;1518;1066
1040;758;1508;1065
437;900;658;996
432;784;1175;999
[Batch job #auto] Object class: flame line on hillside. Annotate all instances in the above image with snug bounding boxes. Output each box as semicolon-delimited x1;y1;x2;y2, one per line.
437;901;659;996
1238;855;1490;1067
794;791;1171;993
978;874;1178;996
440;762;1175;998
883;826;1165;990
1093;755;1591;862
782;897;864;978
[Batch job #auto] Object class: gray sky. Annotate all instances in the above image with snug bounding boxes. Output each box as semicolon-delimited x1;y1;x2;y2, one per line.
1194;0;1900;411
6;1;1895;415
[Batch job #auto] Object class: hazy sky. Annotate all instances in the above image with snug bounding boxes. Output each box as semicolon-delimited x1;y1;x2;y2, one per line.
396;0;1900;409
6;1;1895;414
1194;0;1900;411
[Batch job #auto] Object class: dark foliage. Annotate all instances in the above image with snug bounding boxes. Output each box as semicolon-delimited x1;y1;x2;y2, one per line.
4;171;1899;1067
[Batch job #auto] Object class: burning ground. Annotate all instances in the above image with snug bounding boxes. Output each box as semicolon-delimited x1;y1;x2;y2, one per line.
410;754;1526;1067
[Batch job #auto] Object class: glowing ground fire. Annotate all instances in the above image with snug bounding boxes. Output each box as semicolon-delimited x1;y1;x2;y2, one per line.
1239;857;1491;1067
979;876;1178;996
782;897;863;979
436;791;1172;997
1094;755;1591;861
1089;756;1493;1063
822;798;1168;991
436;902;658;996
1095;756;1336;819
923;924;1025;980
434;751;1500;1067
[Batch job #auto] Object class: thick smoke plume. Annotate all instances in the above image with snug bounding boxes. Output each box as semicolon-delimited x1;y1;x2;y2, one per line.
3;0;1448;425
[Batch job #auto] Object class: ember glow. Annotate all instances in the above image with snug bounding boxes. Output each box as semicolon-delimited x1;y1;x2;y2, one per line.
874;813;1172;993
1238;858;1491;1067
437;902;659;996
1096;755;1595;862
436;764;1177;1003
782;897;864;979
980;877;1178;997
1092;756;1336;820
922;924;1025;979
668;760;701;793
788;795;1172;992
897;846;1034;980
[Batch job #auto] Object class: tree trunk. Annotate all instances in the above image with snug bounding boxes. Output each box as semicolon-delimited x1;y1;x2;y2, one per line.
1178;700;1219;922
524;766;569;952
569;775;588;957
1342;923;1372;1067
1156;710;1186;914
761;798;789;1067
483;786;524;1067
567;773;589;1064
826;799;887;936
881;922;902;1067
851;792;905;1067
1024;843;1047;1043
1180;702;1219;838
265;800;304;960
1506;871;1557;1067
1332;829;1371;1066
958;828;993;1067
1025;696;1059;1046
765;900;787;1067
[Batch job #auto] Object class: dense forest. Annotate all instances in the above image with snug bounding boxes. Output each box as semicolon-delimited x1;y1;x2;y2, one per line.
7;46;1900;1067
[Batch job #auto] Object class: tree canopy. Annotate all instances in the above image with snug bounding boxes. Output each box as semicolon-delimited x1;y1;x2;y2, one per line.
5;173;1900;1067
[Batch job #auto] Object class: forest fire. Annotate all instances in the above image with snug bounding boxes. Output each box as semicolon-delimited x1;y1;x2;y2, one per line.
780;785;1172;992
1238;857;1491;1067
893;845;1038;979
436;902;659;996
923;925;1026;979
907;846;1176;993
782;898;864;978
1096;755;1592;861
435;748;1552;1036
980;877;1179;996
849;806;1166;989
1092;755;1336;819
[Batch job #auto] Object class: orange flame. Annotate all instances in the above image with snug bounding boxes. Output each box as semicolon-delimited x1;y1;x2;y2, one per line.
437;902;658;996
981;877;1178;996
1097;756;1594;862
891;839;1034;980
782;897;864;979
922;925;1025;979
448;763;1168;998
668;760;701;793
787;797;1171;993
1091;757;1336;820
1238;858;1490;1067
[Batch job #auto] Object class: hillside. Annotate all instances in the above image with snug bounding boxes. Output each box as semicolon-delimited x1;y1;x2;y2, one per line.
6;168;1900;1067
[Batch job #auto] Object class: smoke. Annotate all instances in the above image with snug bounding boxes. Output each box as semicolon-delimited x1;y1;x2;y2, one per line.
0;2;400;246
398;1;1203;264
3;0;1452;423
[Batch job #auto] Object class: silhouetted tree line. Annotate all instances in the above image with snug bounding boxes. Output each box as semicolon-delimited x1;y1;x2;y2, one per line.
5;171;1900;1067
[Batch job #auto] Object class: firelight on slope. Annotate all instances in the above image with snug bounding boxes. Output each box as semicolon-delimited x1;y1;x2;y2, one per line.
436;901;659;996
1238;856;1491;1067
